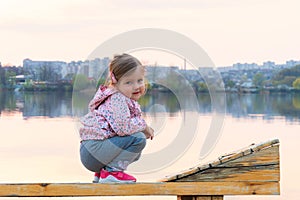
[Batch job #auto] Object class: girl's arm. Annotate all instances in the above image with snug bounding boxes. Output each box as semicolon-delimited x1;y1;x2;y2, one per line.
143;125;154;140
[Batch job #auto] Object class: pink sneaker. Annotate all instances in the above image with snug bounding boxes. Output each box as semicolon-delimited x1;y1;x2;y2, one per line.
99;169;137;183
93;172;100;183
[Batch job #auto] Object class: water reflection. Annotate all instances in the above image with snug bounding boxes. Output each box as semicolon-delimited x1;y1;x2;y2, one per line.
0;91;73;118
225;93;300;122
0;90;300;123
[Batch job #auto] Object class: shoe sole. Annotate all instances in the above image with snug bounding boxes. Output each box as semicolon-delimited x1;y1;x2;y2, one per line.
92;177;100;183
99;175;135;183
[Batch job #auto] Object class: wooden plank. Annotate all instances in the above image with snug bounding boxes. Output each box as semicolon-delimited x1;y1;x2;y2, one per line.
218;144;279;167
175;166;279;182
173;145;279;182
177;195;223;200
161;139;280;182
0;182;279;197
219;139;279;161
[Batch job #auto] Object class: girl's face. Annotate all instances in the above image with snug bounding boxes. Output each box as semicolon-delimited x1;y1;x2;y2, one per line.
115;66;146;101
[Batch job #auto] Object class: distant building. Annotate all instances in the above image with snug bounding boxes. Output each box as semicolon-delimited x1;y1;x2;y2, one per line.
146;65;179;81
232;62;259;70
88;57;110;79
19;58;300;87
15;75;26;84
286;60;300;68
23;57;111;82
23;59;67;82
262;61;275;69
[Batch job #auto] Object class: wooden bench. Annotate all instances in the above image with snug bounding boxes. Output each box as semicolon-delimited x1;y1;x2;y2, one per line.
0;139;280;199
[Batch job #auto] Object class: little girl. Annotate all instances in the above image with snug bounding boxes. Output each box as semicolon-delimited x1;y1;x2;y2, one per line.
79;53;154;183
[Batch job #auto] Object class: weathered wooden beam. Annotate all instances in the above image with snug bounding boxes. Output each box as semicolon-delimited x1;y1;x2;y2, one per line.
177;195;224;200
162;139;280;183
0;181;279;197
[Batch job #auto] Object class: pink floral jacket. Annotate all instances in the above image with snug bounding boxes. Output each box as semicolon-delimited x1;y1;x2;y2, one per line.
79;85;147;141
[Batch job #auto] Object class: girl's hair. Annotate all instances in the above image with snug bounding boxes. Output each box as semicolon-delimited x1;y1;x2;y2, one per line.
106;53;144;85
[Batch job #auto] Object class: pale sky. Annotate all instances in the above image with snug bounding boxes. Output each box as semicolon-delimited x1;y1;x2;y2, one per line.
0;0;299;67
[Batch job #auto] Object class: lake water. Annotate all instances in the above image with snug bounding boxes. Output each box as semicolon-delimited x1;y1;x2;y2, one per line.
0;90;300;199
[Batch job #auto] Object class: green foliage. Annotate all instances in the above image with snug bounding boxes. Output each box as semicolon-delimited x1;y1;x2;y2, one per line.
5;71;16;86
163;70;186;92
64;73;75;82
293;78;300;89
197;82;208;92
225;80;235;88
37;65;61;82
23;79;34;91
96;77;107;89
241;74;248;82
138;93;151;107
73;74;90;91
0;68;5;86
253;73;265;88
272;65;300;86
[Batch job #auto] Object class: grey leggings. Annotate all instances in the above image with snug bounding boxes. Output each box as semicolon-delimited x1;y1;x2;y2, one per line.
80;132;146;172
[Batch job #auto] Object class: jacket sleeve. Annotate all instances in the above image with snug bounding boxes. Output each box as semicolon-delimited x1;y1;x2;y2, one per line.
107;93;146;136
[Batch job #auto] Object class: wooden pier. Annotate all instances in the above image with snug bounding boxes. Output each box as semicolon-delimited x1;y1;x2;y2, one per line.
0;139;280;199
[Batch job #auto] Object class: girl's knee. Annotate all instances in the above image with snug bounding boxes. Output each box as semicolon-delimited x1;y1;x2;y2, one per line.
133;132;147;149
133;131;146;139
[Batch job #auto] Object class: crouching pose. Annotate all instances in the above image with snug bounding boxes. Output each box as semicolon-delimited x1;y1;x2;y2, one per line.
79;53;154;183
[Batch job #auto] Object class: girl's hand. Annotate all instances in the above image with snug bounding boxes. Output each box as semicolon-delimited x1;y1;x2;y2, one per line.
143;125;154;140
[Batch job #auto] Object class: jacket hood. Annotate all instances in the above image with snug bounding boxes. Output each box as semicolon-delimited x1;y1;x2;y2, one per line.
88;85;118;111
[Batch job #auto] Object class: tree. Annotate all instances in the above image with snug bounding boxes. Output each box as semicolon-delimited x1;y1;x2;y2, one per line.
225;80;235;88
241;74;248;83
253;73;265;88
64;73;75;82
0;66;5;87
5;71;16;86
272;65;300;86
73;74;89;91
39;65;61;82
293;78;300;89
96;77;107;89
